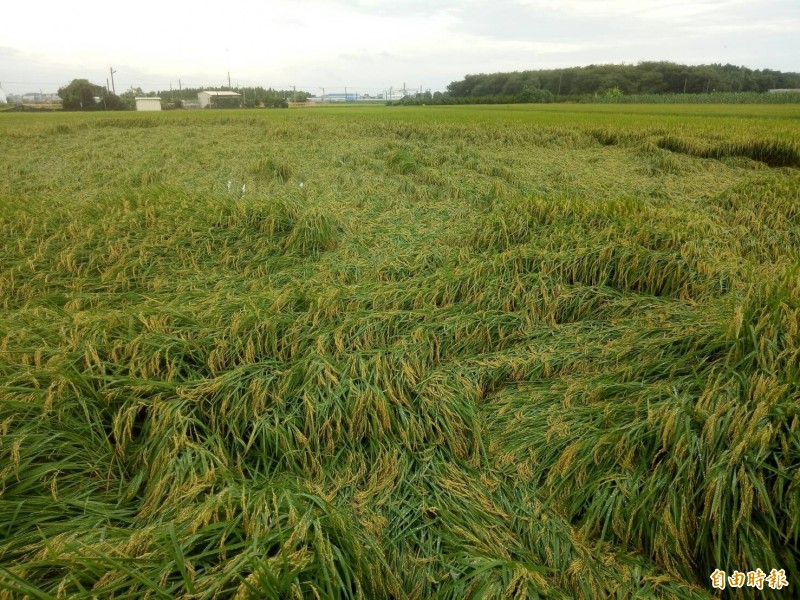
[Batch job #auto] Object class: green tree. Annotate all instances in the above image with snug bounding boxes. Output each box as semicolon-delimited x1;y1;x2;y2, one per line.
99;92;126;110
517;86;553;103
120;87;145;109
58;79;105;110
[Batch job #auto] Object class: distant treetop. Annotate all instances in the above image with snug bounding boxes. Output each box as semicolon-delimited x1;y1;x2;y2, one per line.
58;79;125;110
446;62;800;98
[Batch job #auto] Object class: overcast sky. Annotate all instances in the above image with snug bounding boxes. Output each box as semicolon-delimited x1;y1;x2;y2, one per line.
2;0;798;95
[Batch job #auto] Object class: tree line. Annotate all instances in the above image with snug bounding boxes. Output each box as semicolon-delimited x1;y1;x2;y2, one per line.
135;86;312;108
446;62;800;99
58;79;313;110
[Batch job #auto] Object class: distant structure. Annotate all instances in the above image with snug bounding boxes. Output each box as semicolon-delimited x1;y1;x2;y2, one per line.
307;92;360;103
135;97;162;111
198;91;241;108
16;92;61;104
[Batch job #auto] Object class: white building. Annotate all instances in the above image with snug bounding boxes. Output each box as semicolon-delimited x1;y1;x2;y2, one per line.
197;91;241;108
135;97;162;111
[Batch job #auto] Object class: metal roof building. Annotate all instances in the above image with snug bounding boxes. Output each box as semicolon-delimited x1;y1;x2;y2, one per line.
198;91;241;108
135;97;162;111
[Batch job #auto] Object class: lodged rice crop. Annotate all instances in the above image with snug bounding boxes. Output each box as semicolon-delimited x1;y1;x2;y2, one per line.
0;104;798;598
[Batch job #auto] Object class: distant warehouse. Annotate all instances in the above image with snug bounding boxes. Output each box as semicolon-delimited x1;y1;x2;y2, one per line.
135;97;162;111
198;91;242;108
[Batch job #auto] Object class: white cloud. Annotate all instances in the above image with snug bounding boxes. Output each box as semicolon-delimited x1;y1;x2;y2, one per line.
516;0;749;20
1;0;797;95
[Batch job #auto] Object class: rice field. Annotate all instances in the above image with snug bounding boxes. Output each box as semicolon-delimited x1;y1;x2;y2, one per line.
1;104;799;599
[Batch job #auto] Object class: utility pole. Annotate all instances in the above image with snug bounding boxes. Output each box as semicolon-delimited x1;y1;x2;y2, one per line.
556;71;562;100
170;83;173;104
345;86;348;102
178;79;182;102
106;78;110;93
110;67;117;95
293;85;296;102
228;72;231;90
319;87;325;102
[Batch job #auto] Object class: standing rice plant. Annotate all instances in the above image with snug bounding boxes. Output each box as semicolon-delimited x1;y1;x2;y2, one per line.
283;207;341;257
